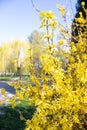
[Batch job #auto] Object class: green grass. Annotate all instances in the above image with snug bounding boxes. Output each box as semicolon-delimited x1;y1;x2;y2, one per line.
0;75;30;81
0;100;36;130
0;75;12;81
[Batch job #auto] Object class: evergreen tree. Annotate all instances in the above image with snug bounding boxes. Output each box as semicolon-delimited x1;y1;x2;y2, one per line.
72;0;87;42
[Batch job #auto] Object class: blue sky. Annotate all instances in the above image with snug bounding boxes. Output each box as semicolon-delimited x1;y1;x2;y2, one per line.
0;0;77;44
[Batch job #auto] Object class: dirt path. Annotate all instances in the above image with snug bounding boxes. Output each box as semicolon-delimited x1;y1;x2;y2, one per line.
0;82;15;107
0;82;15;94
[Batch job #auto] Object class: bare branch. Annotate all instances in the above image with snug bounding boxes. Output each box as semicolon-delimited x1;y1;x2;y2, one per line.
31;0;40;13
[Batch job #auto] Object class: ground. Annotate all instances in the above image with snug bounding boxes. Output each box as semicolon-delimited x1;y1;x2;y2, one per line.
0;82;15;106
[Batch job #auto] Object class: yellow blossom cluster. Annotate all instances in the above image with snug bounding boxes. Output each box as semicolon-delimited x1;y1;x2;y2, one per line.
9;3;87;130
76;17;86;24
40;11;58;35
57;4;66;17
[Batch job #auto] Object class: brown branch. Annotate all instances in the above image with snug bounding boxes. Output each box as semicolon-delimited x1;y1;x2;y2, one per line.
46;20;50;45
31;0;40;13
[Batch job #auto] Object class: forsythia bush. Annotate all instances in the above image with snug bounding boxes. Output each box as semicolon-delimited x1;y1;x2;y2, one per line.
11;3;87;130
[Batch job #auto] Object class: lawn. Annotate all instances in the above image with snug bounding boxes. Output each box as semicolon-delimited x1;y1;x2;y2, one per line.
0;75;30;81
0;75;12;81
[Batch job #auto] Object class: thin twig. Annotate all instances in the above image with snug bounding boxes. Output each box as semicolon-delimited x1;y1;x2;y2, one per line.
31;0;40;12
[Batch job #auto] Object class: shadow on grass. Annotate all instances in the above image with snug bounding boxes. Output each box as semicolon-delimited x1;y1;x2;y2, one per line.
0;101;36;130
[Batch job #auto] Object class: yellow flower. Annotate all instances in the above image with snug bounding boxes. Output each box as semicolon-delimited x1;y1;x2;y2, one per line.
16;92;24;100
1;88;6;95
58;40;64;45
71;45;77;52
40;11;56;19
76;17;86;24
57;4;66;16
81;2;85;6
50;21;58;29
20;114;25;120
12;102;16;109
